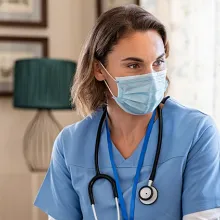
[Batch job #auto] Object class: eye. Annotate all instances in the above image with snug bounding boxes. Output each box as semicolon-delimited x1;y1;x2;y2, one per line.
127;63;140;69
153;59;165;67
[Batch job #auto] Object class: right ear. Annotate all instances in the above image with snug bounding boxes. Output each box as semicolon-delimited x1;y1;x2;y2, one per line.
93;61;106;81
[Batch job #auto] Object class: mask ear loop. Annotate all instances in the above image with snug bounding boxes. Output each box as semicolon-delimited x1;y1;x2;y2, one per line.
104;80;115;97
99;62;117;98
99;62;116;82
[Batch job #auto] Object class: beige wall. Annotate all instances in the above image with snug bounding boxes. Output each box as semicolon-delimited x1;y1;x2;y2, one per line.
0;0;96;219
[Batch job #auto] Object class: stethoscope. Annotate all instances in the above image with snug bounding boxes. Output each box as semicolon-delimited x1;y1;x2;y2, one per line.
88;97;169;220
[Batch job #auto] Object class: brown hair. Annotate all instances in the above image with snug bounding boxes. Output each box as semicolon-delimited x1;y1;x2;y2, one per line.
71;4;169;117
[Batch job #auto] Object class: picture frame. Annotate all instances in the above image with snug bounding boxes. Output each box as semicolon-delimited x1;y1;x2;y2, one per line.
96;0;140;17
0;0;47;27
0;36;48;96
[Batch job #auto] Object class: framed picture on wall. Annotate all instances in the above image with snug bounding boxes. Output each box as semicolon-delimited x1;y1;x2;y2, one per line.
0;36;48;96
96;0;139;17
0;0;47;27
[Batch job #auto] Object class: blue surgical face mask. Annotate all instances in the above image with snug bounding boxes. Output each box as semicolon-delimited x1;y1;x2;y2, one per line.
100;62;168;115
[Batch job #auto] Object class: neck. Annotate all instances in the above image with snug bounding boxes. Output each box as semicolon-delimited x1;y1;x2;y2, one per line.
107;99;154;140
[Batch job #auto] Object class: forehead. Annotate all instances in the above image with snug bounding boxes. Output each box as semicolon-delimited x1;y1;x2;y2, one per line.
110;30;165;61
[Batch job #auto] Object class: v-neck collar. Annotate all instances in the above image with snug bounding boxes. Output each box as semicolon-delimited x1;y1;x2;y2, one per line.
102;117;159;168
98;98;170;168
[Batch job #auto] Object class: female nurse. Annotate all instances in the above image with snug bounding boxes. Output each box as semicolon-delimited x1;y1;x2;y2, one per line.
34;4;220;220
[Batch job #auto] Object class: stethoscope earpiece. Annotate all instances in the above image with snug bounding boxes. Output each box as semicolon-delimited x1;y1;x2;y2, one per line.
139;185;158;205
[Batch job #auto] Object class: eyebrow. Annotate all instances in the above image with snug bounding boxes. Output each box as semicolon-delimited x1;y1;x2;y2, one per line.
156;53;166;59
121;53;165;62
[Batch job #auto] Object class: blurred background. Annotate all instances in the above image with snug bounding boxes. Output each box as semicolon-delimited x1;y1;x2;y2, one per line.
0;0;219;219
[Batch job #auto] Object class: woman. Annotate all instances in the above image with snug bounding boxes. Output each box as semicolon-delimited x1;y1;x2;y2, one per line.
34;4;220;220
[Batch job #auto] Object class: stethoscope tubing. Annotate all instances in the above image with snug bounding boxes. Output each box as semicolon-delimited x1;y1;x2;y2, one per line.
88;97;169;219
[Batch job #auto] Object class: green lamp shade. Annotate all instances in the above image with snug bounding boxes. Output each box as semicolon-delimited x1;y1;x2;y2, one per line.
14;58;76;109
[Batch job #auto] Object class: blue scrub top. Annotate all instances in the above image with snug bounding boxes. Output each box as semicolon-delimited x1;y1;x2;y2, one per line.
34;98;220;220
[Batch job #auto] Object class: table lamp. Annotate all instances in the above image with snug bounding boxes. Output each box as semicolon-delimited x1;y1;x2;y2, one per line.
13;58;76;172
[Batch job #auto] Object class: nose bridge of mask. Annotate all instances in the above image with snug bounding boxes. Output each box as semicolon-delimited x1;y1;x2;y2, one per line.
99;61;168;99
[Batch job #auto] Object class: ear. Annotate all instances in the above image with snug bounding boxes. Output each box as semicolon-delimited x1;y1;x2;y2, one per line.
93;61;105;81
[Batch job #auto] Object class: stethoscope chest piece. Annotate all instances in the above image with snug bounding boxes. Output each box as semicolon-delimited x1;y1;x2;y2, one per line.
139;185;158;205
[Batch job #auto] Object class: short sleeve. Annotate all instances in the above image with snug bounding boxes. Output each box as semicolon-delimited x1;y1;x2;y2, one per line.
182;116;220;216
34;129;82;220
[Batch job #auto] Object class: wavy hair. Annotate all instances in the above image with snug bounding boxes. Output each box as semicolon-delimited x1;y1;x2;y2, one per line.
71;4;169;117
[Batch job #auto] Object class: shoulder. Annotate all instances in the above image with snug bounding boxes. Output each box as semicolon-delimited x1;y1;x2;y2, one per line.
60;109;103;140
165;97;218;135
54;109;104;167
163;97;219;155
